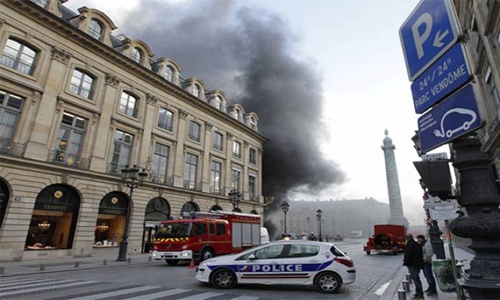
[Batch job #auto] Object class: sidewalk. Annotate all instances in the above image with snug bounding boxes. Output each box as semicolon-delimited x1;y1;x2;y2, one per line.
380;245;474;300
0;252;153;277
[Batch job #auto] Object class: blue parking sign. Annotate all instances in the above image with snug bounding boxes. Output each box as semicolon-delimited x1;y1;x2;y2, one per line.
400;0;460;81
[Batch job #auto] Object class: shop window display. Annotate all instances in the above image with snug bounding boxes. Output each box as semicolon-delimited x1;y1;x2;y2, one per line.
25;184;80;250
94;192;128;248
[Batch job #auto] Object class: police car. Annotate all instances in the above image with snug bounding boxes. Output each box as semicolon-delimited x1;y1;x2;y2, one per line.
195;240;355;293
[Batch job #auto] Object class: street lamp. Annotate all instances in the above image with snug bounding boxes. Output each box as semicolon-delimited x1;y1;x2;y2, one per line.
118;165;147;261
228;189;241;211
306;216;311;233
316;209;323;242
281;200;290;234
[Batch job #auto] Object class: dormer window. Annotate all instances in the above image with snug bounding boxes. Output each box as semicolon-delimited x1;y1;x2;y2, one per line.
165;66;174;82
31;0;48;8
214;96;222;110
193;84;200;97
235;109;242;121
131;47;142;63
249;117;256;129
88;19;103;40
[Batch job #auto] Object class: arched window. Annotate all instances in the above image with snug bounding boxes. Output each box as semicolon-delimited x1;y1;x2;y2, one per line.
143;197;170;253
213;132;223;150
235;109;242;121
209;205;223;212
250;210;259;215
94;192;129;248
157;108;173;131
0;89;24;143
188;121;201;142
70;69;95;99
249;117;256;129
213;96;222;110
130;47;142;63
192;84;200;97
165;66;174;82
119;91;138;117
1;38;38;75
88;19;103;40
25;184;80;250
180;201;199;218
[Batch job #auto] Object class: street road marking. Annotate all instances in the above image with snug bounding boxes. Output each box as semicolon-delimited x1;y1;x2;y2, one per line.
231;296;261;300
0;281;97;297
176;292;224;300
68;286;157;300
375;281;391;295
122;288;189;300
0;279;74;291
0;278;54;287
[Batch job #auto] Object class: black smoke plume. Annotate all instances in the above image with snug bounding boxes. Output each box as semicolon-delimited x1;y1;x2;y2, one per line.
121;0;345;238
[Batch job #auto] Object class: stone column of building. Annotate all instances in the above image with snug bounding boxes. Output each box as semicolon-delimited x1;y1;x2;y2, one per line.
24;46;72;160
201;121;213;193
89;73;120;172
138;94;158;167
224;132;234;200
172;109;188;187
381;130;409;226
242;141;249;201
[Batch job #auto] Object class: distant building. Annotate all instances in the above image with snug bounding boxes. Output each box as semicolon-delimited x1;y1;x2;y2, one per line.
268;198;391;240
0;0;266;261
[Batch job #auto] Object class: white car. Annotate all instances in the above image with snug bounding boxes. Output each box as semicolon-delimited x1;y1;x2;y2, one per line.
195;240;355;293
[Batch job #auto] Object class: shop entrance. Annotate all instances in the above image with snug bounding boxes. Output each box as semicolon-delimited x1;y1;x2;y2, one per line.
26;184;80;250
94;192;129;248
142;197;170;253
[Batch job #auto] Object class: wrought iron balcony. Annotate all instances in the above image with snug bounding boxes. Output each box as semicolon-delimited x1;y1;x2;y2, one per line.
151;173;174;186
107;163;128;175
0;53;34;75
210;186;224;195
48;150;91;170
183;180;202;191
0;139;26;157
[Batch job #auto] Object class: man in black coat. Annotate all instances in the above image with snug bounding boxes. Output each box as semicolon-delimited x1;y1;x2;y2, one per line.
404;234;424;299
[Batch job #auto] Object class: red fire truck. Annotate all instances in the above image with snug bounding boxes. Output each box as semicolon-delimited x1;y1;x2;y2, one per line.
364;224;406;255
151;211;262;265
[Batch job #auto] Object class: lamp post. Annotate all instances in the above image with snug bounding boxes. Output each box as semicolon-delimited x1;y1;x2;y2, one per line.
281;200;290;234
228;189;241;211
306;216;311;233
316;209;323;242
118;165;147;261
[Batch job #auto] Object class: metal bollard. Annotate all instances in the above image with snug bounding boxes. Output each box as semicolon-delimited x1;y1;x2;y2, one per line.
398;289;407;300
402;280;410;292
39;264;45;271
405;273;413;284
74;262;79;268
127;258;131;264
148;256;152;262
103;259;107;265
0;267;4;274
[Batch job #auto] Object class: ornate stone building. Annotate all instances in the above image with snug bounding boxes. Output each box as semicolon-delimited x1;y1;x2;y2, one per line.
0;0;266;261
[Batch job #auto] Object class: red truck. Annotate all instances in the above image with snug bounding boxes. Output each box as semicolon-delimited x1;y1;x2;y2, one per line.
364;224;406;255
151;211;262;265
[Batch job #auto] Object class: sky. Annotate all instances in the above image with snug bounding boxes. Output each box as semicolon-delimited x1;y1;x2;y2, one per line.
67;0;449;226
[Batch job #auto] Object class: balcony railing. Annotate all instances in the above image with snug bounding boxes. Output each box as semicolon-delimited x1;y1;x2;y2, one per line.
107;163;128;175
210;186;224;195
0;139;26;157
0;54;34;75
48;150;91;170
183;180;202;191
69;84;93;99
151;173;174;186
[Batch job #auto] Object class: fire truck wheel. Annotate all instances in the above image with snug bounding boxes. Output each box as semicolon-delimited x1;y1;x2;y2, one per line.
366;251;371;255
165;259;179;265
211;268;237;289
200;248;215;262
316;272;341;293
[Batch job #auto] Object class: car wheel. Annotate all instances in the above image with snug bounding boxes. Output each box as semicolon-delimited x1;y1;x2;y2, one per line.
200;248;215;262
211;268;237;289
366;250;371;255
316;272;341;294
165;259;179;266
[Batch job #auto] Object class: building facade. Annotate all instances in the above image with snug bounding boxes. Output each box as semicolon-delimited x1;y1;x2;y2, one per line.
0;0;266;261
453;0;500;174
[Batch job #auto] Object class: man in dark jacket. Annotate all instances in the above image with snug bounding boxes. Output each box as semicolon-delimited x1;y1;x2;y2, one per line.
404;234;424;299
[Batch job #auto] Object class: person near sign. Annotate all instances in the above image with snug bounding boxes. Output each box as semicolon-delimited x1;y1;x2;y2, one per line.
404;234;424;300
417;235;437;296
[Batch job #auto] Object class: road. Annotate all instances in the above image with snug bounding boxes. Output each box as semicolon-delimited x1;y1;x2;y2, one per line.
0;239;405;300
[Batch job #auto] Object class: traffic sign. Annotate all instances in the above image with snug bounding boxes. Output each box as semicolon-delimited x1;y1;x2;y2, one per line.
411;43;472;114
400;0;460;81
418;84;482;153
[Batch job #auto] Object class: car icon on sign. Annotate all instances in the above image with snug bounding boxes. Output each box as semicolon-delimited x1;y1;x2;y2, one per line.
433;108;477;138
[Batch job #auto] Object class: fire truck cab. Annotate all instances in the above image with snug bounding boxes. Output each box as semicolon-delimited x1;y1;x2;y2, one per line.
151;211;262;265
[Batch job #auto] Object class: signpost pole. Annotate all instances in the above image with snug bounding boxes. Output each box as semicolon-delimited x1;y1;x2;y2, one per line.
443;220;461;300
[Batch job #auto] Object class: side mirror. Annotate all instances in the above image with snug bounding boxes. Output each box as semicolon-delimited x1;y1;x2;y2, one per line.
247;254;256;261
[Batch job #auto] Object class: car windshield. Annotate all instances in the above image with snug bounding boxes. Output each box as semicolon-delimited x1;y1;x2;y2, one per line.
155;223;192;238
330;245;345;257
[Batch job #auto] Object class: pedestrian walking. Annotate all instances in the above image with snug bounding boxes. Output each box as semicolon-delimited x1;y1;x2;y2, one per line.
308;232;317;241
417;234;437;296
404;233;425;299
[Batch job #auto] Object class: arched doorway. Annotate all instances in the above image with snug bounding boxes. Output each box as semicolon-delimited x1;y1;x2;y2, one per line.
180;201;199;218
233;208;242;213
25;184;80;250
0;179;10;228
250;209;259;215
142;197;170;253
209;204;222;212
94;192;129;248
